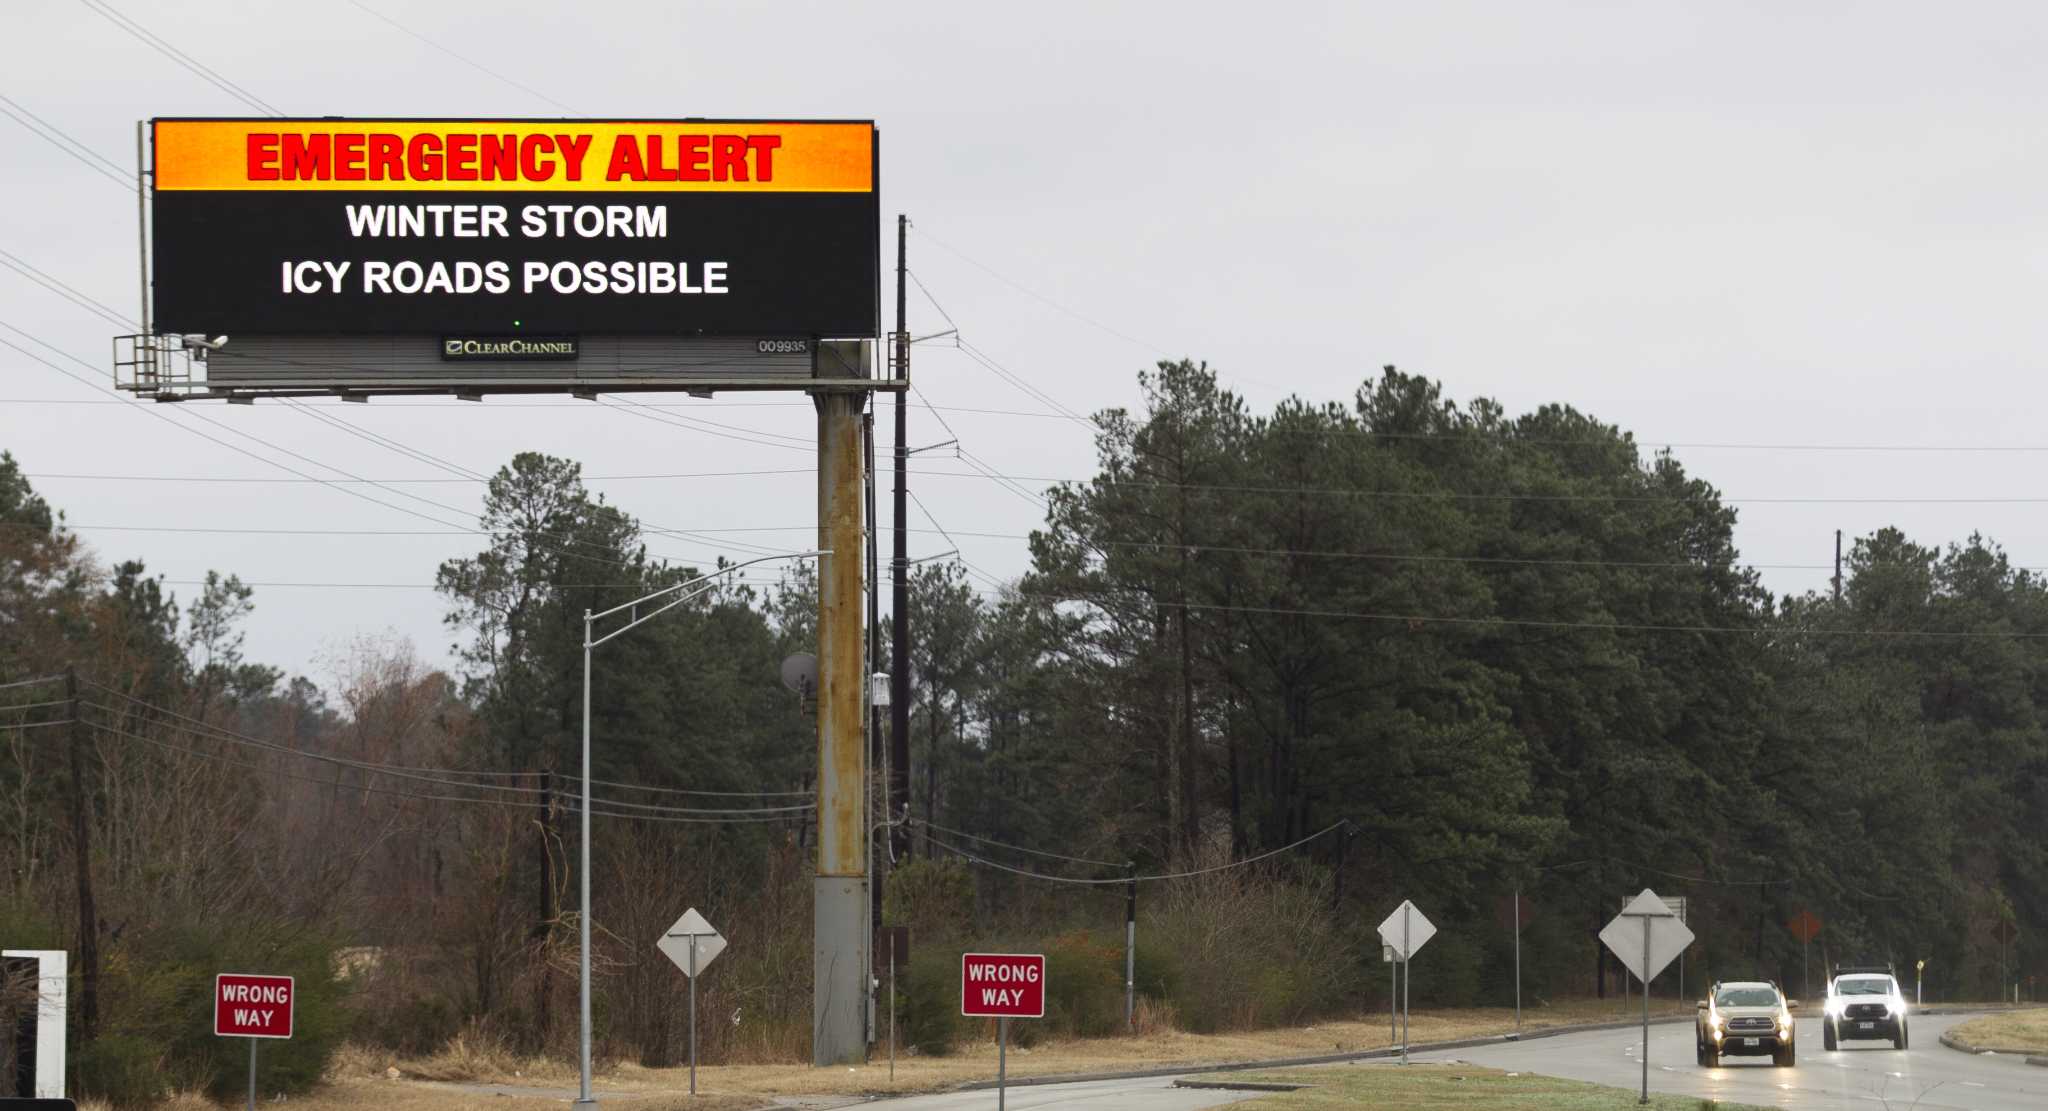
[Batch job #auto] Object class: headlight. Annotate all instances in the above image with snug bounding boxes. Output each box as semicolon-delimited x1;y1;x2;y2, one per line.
1824;999;1843;1018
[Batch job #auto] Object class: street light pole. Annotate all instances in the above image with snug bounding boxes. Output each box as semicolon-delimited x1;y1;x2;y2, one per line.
574;550;827;1105
576;626;593;1108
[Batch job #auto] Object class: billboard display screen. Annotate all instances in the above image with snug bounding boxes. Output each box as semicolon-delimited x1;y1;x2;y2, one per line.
149;119;878;339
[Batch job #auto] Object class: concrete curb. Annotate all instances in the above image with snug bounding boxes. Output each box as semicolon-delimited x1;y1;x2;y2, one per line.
1933;1007;2048;1061
953;1015;1694;1092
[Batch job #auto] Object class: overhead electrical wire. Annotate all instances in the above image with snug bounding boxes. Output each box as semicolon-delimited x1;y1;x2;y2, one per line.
0;323;776;572
923;822;1344;886
0;256;795;566
77;0;283;115
0;94;135;192
918;819;1123;869
85;718;801;824
80;679;811;802
342;0;583;114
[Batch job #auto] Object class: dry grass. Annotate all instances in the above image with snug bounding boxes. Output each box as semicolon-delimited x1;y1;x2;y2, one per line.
1948;1007;2048;1054
1231;1062;1774;1110
74;1083;764;1111
340;996;1694;1100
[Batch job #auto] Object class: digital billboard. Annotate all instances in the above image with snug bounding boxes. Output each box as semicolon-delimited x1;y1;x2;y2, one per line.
148;119;878;341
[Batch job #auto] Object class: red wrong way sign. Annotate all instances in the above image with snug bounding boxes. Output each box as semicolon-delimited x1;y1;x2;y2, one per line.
215;973;294;1039
960;952;1045;1018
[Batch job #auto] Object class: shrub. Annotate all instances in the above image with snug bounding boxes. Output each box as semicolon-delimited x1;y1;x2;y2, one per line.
99;919;347;1098
884;858;976;943
901;947;969;1055
70;1035;164;1108
1042;930;1125;1038
1148;861;1358;1032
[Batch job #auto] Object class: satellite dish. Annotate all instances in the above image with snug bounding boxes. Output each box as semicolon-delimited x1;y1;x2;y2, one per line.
780;653;818;696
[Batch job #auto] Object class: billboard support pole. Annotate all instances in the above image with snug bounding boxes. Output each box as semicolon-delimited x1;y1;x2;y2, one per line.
815;390;870;1065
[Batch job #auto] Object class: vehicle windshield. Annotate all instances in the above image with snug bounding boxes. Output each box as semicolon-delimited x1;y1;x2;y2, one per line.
1714;987;1780;1008
1835;978;1892;996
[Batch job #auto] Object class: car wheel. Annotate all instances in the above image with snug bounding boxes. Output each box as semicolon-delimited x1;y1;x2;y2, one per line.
1823;1022;1838;1051
1895;1023;1908;1051
1775;1044;1795;1067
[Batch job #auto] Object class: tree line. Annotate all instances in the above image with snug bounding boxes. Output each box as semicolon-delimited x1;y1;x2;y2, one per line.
2;362;2041;1095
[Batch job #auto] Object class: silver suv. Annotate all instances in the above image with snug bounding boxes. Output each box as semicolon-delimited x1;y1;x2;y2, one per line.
1697;980;1797;1067
1823;966;1908;1050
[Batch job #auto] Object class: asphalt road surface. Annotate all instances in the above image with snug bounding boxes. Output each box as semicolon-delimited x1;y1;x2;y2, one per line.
1416;1011;2046;1110
859;1076;1259;1110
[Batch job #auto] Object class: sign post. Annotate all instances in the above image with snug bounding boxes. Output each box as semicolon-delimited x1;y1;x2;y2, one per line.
1377;900;1436;1064
1787;911;1823;1002
1497;892;1534;1034
214;973;294;1111
1600;891;1693;1105
880;927;909;1083
656;908;727;1097
961;953;1045;1111
1382;944;1396;1046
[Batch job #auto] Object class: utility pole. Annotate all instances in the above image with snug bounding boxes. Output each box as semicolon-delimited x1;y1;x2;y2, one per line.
65;670;97;1042
1833;529;1843;603
889;214;912;863
815;378;870;1065
535;768;555;1041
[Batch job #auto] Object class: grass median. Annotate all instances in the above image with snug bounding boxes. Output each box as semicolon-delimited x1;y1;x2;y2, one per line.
335;997;1696;1100
1946;1008;2048;1054
1227;1062;1774;1110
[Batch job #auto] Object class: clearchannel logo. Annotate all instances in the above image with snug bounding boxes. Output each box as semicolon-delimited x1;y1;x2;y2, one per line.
441;335;580;361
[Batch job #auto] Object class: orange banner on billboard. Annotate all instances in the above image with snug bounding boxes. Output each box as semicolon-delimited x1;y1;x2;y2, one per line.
153;119;874;193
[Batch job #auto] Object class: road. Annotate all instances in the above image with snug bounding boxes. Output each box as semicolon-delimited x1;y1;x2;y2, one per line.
855;1076;1259;1110
1416;1011;2046;1110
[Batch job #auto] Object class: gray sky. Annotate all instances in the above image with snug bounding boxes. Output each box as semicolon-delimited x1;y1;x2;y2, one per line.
7;0;2048;683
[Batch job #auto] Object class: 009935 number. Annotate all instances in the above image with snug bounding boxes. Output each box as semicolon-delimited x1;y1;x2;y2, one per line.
756;339;809;354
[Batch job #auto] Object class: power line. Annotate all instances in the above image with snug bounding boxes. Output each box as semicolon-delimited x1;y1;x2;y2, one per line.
86;717;801;824
987;587;2048;639
77;0;282;115
41;449;2048;508
0;321;780;572
80;682;815;808
919;819;1123;869
342;0;583;114
924;822;1343;886
911;225;1171;359
0;96;135;192
20;469;814;485
0;248;136;329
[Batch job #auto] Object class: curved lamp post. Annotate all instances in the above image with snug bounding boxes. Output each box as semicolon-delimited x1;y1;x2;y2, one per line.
574;549;826;1106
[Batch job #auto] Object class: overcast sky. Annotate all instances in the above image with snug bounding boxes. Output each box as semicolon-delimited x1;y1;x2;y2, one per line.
7;0;2048;685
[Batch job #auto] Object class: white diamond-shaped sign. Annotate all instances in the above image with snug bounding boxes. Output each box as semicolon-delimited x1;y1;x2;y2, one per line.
1377;900;1436;960
656;907;726;978
1600;888;1694;983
